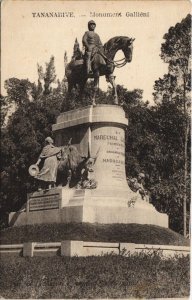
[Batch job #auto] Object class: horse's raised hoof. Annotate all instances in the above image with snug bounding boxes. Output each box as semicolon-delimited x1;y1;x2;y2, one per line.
92;103;96;107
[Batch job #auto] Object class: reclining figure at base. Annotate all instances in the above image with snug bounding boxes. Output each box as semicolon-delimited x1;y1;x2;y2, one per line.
127;172;150;203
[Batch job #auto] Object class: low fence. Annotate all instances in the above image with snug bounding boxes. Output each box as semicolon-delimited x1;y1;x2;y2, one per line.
0;241;190;258
0;243;23;256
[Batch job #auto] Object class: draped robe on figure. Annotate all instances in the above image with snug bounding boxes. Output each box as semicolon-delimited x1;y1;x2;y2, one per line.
35;145;61;183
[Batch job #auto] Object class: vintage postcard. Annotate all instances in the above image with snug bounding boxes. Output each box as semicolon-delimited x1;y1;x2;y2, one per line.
1;0;191;299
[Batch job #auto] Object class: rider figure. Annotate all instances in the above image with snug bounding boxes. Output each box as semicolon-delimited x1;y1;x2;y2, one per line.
82;20;103;75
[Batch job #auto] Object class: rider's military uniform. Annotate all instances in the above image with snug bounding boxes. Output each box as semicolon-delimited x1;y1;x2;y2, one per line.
82;20;103;74
82;31;103;49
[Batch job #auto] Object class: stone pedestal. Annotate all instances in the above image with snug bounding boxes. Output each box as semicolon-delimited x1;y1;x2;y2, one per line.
9;105;168;228
53;105;129;191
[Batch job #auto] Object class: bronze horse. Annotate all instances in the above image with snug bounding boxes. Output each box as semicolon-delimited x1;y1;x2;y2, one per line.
57;144;99;188
65;36;135;105
57;145;85;187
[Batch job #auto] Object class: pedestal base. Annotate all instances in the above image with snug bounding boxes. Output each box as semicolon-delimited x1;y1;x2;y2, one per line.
9;187;168;228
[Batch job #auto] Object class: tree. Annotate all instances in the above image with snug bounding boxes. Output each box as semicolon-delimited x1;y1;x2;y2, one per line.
43;56;56;95
4;78;36;106
153;14;191;236
0;57;65;227
153;74;177;104
36;56;57;96
149;101;190;232
0;95;10;127
117;83;190;233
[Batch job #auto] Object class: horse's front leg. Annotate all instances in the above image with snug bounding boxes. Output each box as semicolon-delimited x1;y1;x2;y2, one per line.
106;74;118;105
79;78;87;97
67;79;75;94
92;73;99;106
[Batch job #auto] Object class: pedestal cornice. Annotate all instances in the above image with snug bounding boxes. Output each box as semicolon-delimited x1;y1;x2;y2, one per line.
52;105;128;131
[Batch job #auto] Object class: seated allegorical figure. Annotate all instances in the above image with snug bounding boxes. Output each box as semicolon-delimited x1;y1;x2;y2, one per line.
127;172;150;203
76;157;97;189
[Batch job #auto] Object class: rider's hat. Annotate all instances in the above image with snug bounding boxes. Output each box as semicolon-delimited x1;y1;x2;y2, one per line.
88;20;96;26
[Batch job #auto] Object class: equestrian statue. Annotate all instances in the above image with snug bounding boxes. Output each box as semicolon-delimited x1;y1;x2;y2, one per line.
65;20;135;106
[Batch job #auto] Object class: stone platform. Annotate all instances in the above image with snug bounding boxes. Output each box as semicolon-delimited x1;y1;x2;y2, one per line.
9;105;168;228
9;186;168;227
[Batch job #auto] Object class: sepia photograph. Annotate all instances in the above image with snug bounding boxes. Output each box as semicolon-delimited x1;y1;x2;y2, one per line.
0;0;191;298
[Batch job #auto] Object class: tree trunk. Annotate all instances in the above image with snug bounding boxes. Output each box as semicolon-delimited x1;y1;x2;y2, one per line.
183;73;189;238
183;119;189;237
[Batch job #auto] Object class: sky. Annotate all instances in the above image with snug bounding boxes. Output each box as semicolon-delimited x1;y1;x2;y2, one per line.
1;0;190;103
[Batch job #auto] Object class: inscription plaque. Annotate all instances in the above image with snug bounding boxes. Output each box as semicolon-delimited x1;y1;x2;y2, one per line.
92;126;127;187
29;194;60;211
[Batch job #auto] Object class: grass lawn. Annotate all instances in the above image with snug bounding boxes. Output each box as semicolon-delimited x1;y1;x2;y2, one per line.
0;252;190;299
0;222;190;245
0;223;190;298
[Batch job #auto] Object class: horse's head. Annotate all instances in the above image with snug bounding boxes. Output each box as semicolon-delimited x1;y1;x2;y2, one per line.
60;145;83;171
121;37;135;63
61;146;69;160
104;36;135;63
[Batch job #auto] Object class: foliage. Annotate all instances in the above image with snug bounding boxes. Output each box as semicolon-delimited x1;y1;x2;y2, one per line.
152;14;191;234
0;253;190;298
4;78;36;106
0;95;11;128
44;56;57;94
161;14;191;80
153;73;177;104
0;57;66;225
159;13;191;113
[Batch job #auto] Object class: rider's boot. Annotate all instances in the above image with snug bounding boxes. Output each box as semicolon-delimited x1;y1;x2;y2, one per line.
86;60;92;75
86;52;93;75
